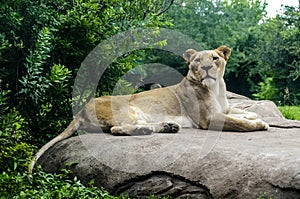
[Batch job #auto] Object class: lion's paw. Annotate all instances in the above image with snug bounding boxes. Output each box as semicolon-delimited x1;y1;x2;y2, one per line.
261;120;269;130
110;126;125;135
255;119;269;131
161;121;181;133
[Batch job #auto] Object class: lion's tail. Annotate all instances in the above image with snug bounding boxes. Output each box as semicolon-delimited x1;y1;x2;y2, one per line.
28;115;81;174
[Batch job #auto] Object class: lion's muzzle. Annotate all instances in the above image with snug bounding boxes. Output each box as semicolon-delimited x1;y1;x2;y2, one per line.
201;65;216;82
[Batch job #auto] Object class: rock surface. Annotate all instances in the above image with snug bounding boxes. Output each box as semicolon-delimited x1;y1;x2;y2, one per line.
38;92;300;198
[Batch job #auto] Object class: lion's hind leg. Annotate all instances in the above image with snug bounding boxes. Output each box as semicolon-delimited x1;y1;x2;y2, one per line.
110;121;181;136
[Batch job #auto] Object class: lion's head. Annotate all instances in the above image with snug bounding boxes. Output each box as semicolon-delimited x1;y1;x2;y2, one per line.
183;45;231;87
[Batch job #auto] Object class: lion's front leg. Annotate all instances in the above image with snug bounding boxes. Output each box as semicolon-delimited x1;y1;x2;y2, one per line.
227;107;258;120
110;122;181;136
209;113;269;132
110;124;154;135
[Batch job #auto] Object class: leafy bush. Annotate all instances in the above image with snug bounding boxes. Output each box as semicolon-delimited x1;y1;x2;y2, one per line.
19;27;52;105
0;134;36;173
0;169;172;198
252;77;278;101
0;170;116;199
0;84;37;173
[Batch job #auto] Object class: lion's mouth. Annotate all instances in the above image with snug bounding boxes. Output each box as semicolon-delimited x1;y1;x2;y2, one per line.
201;75;216;82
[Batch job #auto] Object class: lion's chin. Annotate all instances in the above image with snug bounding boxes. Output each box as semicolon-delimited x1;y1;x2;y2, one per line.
201;77;216;87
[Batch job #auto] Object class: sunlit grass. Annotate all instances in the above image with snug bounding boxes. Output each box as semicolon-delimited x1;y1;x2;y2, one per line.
278;106;300;121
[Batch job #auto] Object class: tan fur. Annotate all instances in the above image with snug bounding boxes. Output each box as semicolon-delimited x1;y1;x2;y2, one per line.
29;46;269;173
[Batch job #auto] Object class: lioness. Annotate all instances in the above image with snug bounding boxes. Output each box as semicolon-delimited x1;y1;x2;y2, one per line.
29;45;269;173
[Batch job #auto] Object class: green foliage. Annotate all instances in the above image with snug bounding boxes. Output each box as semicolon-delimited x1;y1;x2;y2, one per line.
252;78;278;101
167;0;300;104
18;27;72;142
279;106;300;121
0;141;36;173
0;169;172;198
0;83;10;113
0;170;116;199
0;86;36;173
19;27;52;105
0;34;11;62
252;5;300;104
257;192;273;199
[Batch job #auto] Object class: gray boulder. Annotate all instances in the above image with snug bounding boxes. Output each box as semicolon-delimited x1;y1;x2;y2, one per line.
38;92;300;198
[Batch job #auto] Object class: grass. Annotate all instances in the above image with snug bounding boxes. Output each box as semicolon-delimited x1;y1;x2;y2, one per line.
278;106;300;121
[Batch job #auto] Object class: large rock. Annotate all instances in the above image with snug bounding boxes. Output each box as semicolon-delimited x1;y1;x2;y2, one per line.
38;92;300;198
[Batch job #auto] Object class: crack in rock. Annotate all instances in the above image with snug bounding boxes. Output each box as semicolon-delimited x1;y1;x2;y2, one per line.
113;171;213;199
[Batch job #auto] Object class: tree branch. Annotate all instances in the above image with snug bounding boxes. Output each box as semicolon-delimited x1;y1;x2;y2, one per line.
157;0;174;16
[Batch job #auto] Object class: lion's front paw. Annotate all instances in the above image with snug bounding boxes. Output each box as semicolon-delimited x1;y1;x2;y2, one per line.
262;120;269;130
160;122;181;133
255;119;269;131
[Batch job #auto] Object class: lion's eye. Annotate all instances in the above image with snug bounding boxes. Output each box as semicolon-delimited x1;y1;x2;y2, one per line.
194;58;200;62
213;56;219;61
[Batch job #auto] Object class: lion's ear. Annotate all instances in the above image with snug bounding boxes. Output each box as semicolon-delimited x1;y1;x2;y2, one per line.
183;49;197;63
216;46;231;61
